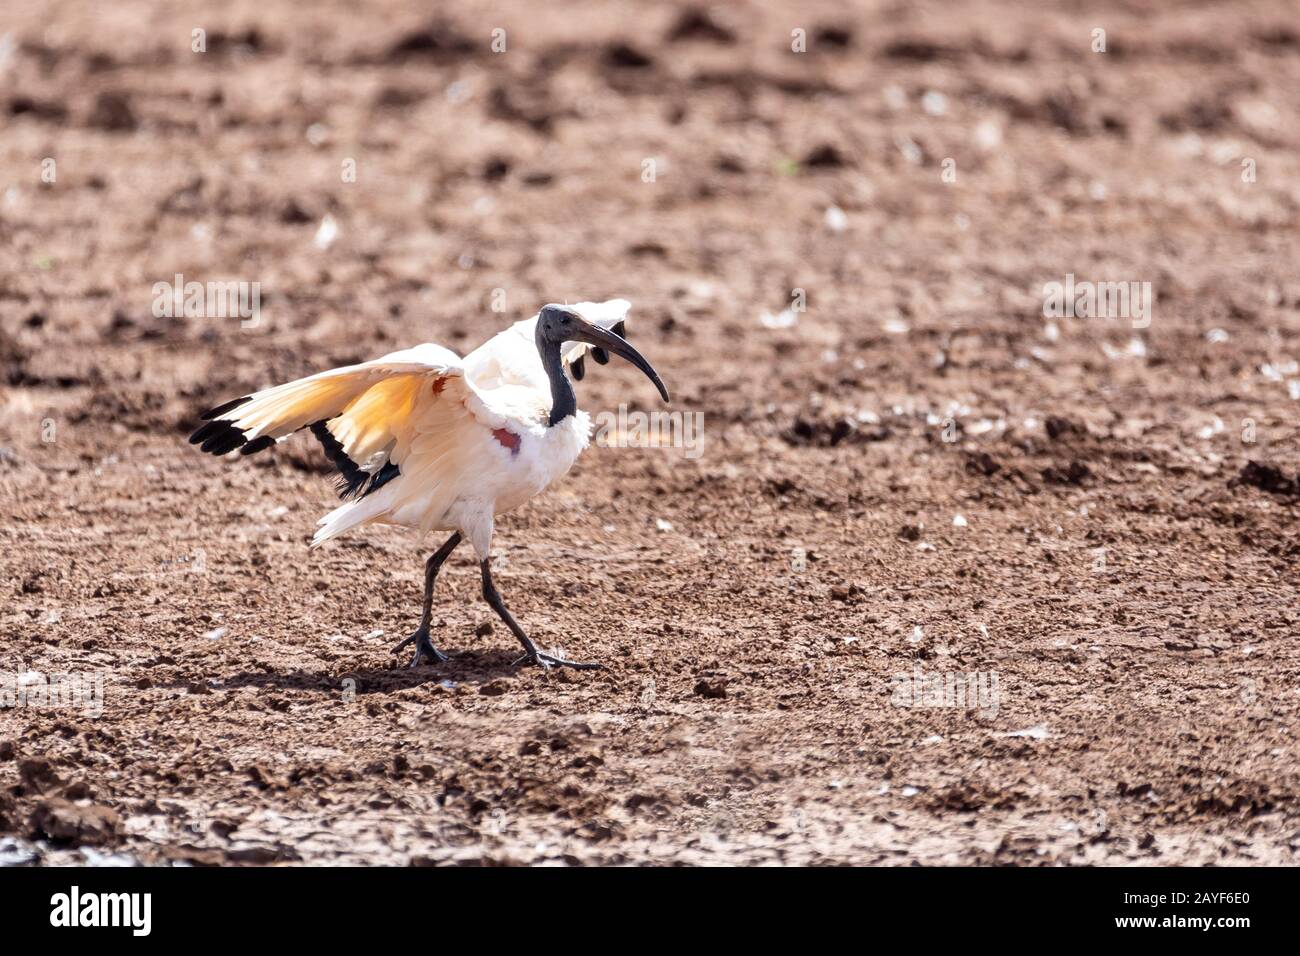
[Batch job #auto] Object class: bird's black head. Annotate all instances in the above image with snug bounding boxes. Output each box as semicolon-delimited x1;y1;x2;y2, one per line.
535;304;670;403
536;304;582;344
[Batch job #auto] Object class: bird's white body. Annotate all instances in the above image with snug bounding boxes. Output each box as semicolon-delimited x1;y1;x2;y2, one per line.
207;299;631;559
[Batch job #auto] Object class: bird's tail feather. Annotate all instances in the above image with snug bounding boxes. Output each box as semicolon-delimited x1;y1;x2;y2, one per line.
311;494;391;548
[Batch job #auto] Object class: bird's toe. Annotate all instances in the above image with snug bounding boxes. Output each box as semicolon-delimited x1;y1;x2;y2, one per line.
394;630;449;667
512;649;602;671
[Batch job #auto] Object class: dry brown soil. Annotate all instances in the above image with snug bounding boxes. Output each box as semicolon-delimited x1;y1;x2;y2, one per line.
2;0;1300;864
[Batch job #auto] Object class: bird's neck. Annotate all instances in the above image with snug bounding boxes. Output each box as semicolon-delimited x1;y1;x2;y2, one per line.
539;339;576;426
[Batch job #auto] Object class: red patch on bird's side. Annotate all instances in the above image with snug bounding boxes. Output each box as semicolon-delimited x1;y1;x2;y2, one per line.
492;428;521;454
431;378;446;396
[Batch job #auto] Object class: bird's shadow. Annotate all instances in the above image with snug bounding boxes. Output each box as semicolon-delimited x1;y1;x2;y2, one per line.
210;649;532;695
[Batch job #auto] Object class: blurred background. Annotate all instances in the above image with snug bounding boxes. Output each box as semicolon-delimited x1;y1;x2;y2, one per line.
1;1;1299;864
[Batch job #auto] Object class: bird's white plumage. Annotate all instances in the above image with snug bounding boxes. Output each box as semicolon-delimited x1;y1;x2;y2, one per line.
206;300;631;558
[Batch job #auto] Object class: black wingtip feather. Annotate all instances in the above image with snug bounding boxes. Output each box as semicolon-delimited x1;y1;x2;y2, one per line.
240;435;277;456
200;395;252;420
191;395;258;456
190;418;249;456
202;429;244;455
189;420;228;446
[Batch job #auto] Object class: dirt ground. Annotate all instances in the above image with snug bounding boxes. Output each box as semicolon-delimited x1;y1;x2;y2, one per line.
2;0;1299;866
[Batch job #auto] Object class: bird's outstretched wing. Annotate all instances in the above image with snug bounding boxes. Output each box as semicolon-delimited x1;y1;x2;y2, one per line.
188;343;505;500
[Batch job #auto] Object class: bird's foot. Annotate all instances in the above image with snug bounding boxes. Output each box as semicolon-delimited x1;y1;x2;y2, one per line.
391;629;450;668
511;647;603;671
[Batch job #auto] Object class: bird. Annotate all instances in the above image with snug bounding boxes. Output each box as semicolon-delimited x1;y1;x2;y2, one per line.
188;299;670;670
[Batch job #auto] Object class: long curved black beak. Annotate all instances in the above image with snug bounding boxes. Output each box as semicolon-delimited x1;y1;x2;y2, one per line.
571;323;670;403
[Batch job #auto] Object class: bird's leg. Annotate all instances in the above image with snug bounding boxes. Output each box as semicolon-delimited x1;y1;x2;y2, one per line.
391;532;461;667
478;559;602;671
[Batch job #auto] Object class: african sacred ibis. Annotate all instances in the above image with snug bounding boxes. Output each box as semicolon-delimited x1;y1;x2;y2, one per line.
189;299;669;670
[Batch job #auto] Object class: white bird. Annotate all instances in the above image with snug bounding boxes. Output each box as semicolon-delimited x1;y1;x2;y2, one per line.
189;299;670;670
